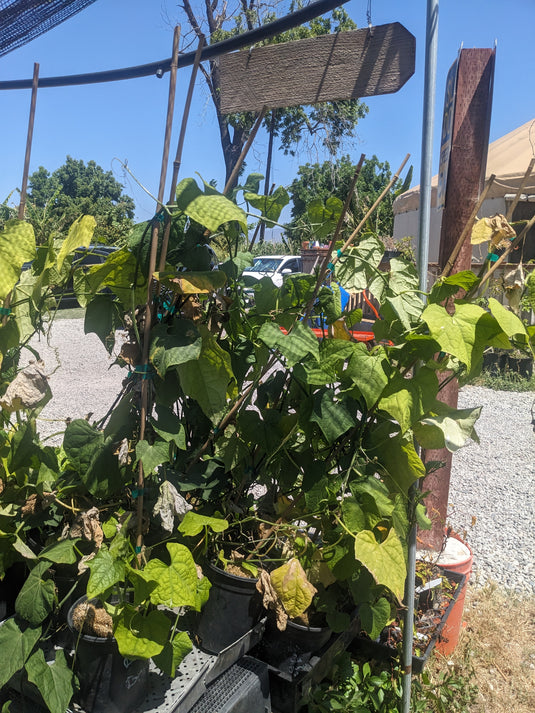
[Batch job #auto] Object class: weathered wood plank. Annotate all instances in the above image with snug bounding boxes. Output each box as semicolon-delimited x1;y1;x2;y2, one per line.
219;23;415;113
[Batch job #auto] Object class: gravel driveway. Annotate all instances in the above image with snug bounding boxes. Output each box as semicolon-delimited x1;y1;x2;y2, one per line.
28;319;535;594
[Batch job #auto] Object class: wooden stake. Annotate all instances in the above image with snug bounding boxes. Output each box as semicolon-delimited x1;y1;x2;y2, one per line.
136;26;181;561
159;33;205;273
18;63;39;219
505;158;535;222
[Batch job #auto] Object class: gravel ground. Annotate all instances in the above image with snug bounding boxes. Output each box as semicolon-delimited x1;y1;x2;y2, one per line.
27;319;535;595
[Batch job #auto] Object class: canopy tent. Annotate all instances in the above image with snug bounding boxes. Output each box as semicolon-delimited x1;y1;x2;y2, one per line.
394;118;535;215
0;0;98;58
393;118;535;263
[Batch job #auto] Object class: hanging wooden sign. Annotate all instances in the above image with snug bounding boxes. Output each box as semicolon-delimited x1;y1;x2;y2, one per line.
219;22;415;113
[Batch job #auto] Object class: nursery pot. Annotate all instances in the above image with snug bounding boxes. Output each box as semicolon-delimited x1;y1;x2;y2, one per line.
434;535;473;655
196;563;263;654
67;596;148;713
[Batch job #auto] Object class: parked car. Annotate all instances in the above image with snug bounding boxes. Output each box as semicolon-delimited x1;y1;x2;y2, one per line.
242;255;303;288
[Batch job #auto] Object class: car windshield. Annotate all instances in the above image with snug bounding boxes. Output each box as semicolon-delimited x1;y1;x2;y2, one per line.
251;257;284;273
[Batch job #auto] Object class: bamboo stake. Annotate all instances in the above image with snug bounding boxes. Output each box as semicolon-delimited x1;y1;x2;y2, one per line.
302;154;365;321
505;157;535;221
440;174;496;278
330;153;411;270
158;33;205;273
223;107;268;195
136;26;181;560
18;63;39;219
474;212;535;295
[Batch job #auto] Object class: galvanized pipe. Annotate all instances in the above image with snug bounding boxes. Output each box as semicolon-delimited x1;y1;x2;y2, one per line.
403;1;439;711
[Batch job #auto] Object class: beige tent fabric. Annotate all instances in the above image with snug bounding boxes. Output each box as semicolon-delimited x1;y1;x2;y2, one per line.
393;118;535;214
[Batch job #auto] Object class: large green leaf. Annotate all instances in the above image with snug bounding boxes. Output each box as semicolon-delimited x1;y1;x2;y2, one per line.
26;648;73;713
414;403;481;452
269;558;317;619
345;344;390;409
258;321;319;367
73;247;147;309
334;234;385;293
84;293;123;354
354;528;406;601
114;606;170;659
488;297;530;345
152;630;193;677
39;539;80;565
0;618;41;688
86;546;126;599
141;543;205;610
378;367;438;433
63;419;124;496
367;427;426;494
341;497;366;533
422;303;510;372
177;326;237;421
15;561;55;626
136;438;171;475
243;186;289;227
55;215;96;271
305;196;343;239
0;220;36;299
309;389;354;444
149;319;202;378
178;511;229;537
359;597;391;640
429;270;480;304
175;178;247;233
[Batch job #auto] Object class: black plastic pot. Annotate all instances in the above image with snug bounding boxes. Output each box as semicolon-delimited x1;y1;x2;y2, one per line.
196;563;263;654
67;596;148;713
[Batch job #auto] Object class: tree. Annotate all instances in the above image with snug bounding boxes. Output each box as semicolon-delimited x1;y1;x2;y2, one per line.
285;154;412;251
26;156;135;245
180;1;368;187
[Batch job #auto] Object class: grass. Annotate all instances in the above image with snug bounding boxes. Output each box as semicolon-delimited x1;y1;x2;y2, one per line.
469;369;535;392
423;582;535;712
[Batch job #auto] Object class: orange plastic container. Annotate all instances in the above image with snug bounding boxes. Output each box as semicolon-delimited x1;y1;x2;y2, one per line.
435;535;473;655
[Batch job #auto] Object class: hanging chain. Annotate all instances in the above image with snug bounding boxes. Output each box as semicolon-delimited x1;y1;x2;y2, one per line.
366;0;373;29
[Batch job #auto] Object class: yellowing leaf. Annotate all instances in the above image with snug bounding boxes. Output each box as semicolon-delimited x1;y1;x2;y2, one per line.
354;528;406;601
471;214;515;247
56;215;96;270
269;557;317;619
155;270;227;295
0;220;36;299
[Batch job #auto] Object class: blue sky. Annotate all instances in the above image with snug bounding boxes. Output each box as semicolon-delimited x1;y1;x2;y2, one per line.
1;0;534;225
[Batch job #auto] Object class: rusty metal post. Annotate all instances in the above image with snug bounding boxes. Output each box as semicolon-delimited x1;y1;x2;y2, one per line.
420;48;495;551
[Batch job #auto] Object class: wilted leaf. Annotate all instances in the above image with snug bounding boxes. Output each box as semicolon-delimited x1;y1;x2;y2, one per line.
269;558;317;619
153;480;192;532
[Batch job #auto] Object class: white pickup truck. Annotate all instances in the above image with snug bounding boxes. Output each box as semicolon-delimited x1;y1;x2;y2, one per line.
242;255;303;287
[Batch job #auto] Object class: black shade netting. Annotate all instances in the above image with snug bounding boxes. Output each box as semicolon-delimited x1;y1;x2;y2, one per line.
0;0;98;58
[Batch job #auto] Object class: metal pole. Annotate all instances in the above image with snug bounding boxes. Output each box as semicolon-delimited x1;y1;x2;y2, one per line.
403;1;439;711
18;62;39;218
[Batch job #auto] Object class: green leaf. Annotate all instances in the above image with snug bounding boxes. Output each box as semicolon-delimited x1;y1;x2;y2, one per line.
309;389;354;444
177;326;237;421
149;319;202;378
86;546;126;599
74;247;147;309
114;606;170;659
258;321;319;367
368;428;426;494
488;297;530;345
305;196;343;239
345;344;390;409
341;498;366;533
15;561;55;626
378;368;438;433
422;302;510;373
0;618;41;688
354;529;406;601
56;215;96;271
84;293;123;354
360;597;391;640
335;235;385;293
0;220;36;299
429;271;480;304
26;648;73;713
270;558;317;619
141;543;206;610
414;403;481;452
135;438;170;475
243;186;290;227
152;631;193;677
175;178;248;233
39;539;79;565
178;511;229;537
